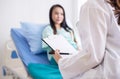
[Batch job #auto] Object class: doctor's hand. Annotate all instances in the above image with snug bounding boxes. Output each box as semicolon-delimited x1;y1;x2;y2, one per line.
53;49;62;63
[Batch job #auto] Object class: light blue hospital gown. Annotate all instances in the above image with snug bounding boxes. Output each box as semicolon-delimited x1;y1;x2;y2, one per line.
28;24;78;79
42;24;78;64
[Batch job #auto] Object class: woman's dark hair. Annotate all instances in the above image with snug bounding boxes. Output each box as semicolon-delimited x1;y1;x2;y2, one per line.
107;0;120;25
49;4;73;34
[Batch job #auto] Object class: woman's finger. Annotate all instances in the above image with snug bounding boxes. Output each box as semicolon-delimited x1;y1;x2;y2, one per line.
53;49;62;63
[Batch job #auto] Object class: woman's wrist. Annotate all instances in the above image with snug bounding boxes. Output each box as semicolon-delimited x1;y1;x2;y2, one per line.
53;50;62;63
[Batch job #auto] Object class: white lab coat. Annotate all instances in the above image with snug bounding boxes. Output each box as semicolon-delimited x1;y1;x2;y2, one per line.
58;0;120;79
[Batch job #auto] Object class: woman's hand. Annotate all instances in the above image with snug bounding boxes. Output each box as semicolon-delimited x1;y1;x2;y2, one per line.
53;49;62;63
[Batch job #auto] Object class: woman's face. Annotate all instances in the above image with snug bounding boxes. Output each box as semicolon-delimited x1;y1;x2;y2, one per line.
52;7;64;25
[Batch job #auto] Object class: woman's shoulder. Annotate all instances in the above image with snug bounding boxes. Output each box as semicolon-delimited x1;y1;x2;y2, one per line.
82;0;110;14
43;24;53;33
44;24;52;30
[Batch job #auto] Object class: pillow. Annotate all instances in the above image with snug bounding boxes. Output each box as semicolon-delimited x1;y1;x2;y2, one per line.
21;22;47;54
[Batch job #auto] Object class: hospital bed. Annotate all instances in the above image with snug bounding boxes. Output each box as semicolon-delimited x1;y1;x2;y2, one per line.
2;25;51;79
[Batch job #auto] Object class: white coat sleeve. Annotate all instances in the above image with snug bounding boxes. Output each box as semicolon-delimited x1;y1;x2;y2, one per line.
58;6;108;79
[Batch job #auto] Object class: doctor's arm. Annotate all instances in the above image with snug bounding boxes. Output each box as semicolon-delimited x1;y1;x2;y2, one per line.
53;7;108;78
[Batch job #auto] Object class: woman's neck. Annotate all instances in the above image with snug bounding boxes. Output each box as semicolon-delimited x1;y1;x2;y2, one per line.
55;24;61;29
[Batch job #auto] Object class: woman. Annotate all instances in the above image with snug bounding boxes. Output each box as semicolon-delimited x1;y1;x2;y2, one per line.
53;0;120;79
28;4;80;79
42;4;80;64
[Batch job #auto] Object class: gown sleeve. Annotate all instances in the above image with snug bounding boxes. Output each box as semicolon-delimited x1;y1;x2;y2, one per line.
58;6;108;79
42;25;53;50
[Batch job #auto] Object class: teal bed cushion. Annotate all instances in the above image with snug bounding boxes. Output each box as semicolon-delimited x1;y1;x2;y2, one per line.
28;63;62;79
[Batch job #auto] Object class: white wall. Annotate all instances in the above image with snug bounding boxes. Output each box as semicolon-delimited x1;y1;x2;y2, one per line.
0;0;87;78
0;0;74;53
